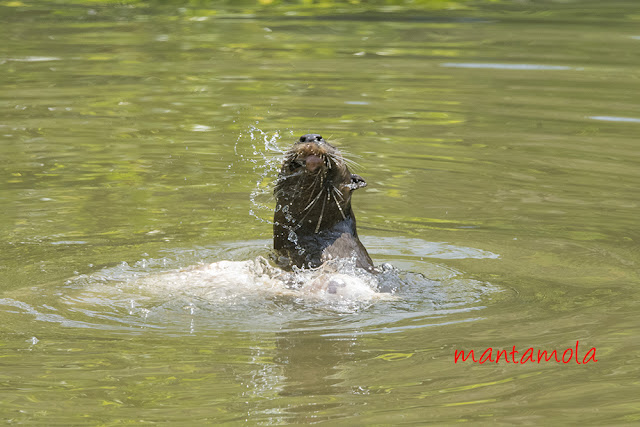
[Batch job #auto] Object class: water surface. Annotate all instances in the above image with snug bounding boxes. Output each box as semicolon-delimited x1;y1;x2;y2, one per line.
1;0;639;424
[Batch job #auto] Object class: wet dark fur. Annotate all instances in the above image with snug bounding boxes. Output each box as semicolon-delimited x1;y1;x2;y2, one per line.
273;134;374;271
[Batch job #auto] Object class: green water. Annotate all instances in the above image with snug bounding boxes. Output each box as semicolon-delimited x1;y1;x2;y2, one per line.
2;0;640;424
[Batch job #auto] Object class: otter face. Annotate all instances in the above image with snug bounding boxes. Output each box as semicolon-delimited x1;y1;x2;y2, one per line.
274;134;366;234
287;134;339;174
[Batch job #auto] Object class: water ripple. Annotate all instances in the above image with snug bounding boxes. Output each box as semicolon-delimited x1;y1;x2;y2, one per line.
589;115;640;123
441;62;575;70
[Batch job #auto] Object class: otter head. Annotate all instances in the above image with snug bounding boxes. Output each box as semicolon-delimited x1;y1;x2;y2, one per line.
273;134;367;262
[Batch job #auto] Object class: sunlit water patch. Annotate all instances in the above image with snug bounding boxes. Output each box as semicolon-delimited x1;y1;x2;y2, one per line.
1;56;61;62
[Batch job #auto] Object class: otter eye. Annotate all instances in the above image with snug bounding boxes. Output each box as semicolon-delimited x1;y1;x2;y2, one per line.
316;135;323;142
299;136;305;142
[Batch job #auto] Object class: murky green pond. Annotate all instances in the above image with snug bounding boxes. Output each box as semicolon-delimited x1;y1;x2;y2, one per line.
2;0;639;423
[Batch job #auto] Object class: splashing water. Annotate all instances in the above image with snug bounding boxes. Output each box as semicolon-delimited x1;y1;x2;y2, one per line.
234;125;292;225
0;237;501;335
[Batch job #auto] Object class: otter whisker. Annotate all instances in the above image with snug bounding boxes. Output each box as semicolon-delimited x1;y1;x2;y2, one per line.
325;152;340;164
293;188;325;231
294;186;327;228
331;150;362;169
303;171;322;206
331;185;345;202
333;147;361;159
314;192;328;233
333;155;355;167
342;157;361;169
302;186;325;213
331;191;347;220
290;168;308;197
277;170;305;182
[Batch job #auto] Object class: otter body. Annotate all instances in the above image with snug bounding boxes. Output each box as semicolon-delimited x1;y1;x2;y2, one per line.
273;134;374;271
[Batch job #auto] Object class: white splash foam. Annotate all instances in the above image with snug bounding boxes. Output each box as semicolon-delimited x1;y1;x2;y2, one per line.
132;257;392;303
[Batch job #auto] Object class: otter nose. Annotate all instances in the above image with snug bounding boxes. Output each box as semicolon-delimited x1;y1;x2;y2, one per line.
299;134;324;143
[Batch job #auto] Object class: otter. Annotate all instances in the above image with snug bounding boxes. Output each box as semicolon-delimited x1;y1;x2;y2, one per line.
273;134;374;272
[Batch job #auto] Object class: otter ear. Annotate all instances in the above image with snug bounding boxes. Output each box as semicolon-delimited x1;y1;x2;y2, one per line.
349;174;367;190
